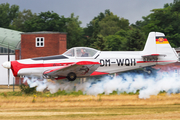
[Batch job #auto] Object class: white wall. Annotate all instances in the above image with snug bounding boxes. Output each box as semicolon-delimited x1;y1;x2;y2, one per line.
0;55;15;85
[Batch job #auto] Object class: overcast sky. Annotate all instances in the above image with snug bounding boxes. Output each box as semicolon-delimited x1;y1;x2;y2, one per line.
0;0;174;27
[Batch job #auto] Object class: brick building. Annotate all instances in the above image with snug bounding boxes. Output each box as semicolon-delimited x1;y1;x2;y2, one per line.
16;31;67;59
15;31;67;84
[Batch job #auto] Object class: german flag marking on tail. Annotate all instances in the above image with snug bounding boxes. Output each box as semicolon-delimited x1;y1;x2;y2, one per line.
156;37;169;44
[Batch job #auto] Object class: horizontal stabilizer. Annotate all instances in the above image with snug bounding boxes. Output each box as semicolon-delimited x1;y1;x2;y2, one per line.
142;54;166;57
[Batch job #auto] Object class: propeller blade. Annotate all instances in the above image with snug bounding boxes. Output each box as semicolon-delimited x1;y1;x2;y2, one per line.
8;69;9;88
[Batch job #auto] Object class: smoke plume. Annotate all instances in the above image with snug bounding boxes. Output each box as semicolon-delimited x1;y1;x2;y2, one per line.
23;70;180;99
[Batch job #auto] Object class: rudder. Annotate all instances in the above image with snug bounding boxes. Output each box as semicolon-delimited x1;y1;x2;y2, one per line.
143;32;178;64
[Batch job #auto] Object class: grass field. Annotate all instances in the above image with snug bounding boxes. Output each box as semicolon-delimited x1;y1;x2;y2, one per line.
0;85;20;92
1;91;180;120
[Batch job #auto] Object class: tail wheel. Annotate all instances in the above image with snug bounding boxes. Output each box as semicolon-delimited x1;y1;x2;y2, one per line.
143;68;152;75
145;68;152;75
67;72;77;81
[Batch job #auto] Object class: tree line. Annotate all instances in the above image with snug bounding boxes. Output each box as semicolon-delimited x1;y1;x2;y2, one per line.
0;0;180;50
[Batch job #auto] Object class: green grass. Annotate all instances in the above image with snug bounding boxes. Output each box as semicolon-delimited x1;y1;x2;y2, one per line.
0;84;171;98
0;89;169;98
0;91;23;96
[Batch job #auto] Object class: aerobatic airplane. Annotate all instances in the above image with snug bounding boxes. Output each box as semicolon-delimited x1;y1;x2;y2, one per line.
2;32;178;81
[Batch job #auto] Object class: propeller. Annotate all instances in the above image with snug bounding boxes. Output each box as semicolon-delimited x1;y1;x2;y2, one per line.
8;44;10;88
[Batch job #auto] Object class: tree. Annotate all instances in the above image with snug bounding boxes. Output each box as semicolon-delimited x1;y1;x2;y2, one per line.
84;9;111;39
105;34;126;51
132;0;180;48
91;34;108;51
10;9;36;31
83;9;130;50
0;3;19;28
66;13;84;48
98;13;129;36
23;11;67;32
124;29;146;51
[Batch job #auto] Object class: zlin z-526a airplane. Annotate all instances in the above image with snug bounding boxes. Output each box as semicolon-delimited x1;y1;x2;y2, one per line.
2;32;178;81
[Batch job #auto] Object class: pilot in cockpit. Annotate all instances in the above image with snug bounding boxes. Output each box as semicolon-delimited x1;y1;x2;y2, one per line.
81;48;88;57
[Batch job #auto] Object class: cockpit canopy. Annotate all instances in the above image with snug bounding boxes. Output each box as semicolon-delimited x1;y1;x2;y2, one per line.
63;47;100;58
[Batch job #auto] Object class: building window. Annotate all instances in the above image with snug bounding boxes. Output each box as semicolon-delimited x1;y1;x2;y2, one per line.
0;46;15;54
36;37;44;47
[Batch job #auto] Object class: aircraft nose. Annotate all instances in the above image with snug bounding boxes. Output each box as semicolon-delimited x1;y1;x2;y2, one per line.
2;61;11;69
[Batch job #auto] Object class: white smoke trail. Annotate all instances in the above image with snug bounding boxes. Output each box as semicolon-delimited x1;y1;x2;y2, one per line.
24;70;180;99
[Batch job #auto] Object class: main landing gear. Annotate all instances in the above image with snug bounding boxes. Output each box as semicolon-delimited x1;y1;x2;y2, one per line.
67;72;77;81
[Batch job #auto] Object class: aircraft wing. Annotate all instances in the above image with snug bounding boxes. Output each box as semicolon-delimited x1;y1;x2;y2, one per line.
43;61;100;78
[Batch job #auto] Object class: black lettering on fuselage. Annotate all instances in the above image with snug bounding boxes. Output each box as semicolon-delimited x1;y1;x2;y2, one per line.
125;59;130;66
143;57;158;62
117;59;124;66
100;58;136;67
100;59;104;66
131;59;136;66
117;59;136;66
105;59;110;66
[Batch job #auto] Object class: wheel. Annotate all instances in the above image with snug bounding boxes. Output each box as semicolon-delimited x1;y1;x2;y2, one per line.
67;72;77;81
146;69;152;74
143;67;152;75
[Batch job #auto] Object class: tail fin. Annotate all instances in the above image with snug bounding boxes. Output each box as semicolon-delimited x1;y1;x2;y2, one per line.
143;32;178;64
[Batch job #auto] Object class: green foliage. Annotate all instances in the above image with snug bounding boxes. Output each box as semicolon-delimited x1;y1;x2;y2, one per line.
105;34;126;51
23;11;66;32
0;91;22;96
0;3;19;28
133;0;180;48
91;34;108;50
19;84;36;94
10;9;37;31
0;89;169;97
109;90;139;95
66;13;84;48
124;29;146;51
2;1;180;51
45;90;84;97
98;12;129;36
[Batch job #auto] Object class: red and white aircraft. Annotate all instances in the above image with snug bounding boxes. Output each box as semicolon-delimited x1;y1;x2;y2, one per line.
2;32;178;81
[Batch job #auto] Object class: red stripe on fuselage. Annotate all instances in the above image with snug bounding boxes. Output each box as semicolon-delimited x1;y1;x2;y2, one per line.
137;60;176;63
11;61;75;76
76;61;100;65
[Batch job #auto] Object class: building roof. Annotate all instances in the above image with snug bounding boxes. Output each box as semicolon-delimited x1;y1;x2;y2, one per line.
21;31;67;34
0;27;23;50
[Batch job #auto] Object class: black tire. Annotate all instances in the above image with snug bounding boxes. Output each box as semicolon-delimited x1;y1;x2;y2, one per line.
67;72;77;81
